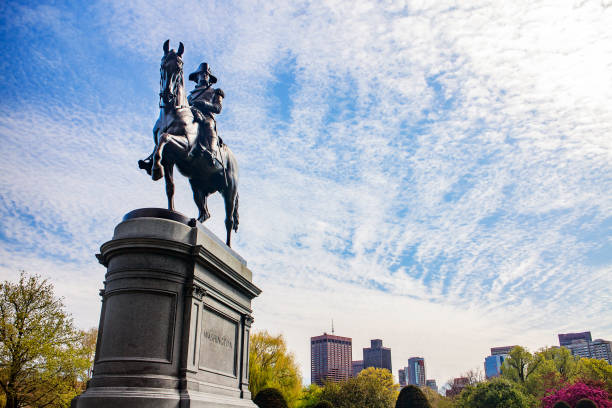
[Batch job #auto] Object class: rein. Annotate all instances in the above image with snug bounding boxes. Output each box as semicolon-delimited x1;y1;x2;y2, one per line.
159;64;189;110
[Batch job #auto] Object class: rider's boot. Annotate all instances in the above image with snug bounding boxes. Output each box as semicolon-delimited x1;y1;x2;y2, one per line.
138;154;153;175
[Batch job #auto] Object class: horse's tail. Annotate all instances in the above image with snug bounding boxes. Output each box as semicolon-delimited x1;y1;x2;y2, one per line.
232;192;239;232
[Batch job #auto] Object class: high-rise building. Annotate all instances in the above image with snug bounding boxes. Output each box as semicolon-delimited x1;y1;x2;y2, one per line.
426;379;438;392
558;332;611;363
363;339;392;372
446;377;469;398
565;340;591;359
491;345;517;355
351;360;364;377
589;339;612;364
406;357;426;387
311;333;352;385
484;355;506;379
559;332;592;347
484;346;516;379
398;369;406;387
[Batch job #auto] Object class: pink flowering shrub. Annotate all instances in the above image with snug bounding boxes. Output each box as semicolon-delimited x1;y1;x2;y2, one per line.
542;381;611;408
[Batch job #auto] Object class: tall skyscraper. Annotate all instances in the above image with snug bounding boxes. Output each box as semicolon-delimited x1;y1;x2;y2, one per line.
559;331;592;346
352;360;364;377
363;339;392;372
589;339;612;364
558;331;611;363
484;346;516;379
406;357;426;386
398;369;406;387
311;333;352;385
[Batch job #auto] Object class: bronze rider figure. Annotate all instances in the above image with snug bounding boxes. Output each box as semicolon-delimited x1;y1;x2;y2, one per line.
187;62;224;168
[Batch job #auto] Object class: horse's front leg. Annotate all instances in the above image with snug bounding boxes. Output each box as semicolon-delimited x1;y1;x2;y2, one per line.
151;133;169;181
164;164;175;211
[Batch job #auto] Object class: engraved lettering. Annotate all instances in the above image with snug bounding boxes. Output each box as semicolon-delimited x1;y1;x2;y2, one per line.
203;329;233;349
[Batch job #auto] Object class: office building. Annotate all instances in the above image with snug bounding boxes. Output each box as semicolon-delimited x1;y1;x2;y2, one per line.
406;357;426;387
565;340;591;359
491;345;517;355
426;379;437;392
351;360;364;377
398;369;406;387
311;333;352;385
559;331;592;346
363;339;392;372
558;331;611;363
446;377;469;398
484;346;516;379
589;339;612;364
485;354;506;379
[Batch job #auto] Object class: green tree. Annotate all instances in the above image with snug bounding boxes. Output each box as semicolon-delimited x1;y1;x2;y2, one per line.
249;331;302;407
501;346;543;385
574;357;612;394
0;272;91;408
524;347;579;398
455;378;533;408
395;385;431;408
253;387;289;408
420;386;454;408
297;384;322;408
319;367;399;408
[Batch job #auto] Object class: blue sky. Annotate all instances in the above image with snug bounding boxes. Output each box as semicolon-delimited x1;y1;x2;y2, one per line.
1;0;611;386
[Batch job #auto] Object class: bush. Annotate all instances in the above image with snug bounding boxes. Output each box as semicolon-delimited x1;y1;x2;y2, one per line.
396;385;432;408
253;388;288;408
575;399;598;408
454;378;532;408
552;402;571;408
542;381;611;408
314;401;334;408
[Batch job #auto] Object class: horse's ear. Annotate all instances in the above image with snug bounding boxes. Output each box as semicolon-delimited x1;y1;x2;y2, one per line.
163;39;170;55
177;42;184;57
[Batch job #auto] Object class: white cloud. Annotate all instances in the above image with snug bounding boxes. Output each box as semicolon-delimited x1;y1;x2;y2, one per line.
0;0;610;384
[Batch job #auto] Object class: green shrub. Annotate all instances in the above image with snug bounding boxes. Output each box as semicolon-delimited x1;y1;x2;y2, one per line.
313;401;334;408
454;378;531;408
552;402;571;408
575;399;598;408
253;388;288;408
395;385;432;408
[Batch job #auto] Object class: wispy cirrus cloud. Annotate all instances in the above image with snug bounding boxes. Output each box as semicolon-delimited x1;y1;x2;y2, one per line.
0;0;610;384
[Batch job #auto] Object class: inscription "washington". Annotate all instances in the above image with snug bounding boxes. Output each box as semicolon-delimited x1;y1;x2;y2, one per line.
202;330;233;349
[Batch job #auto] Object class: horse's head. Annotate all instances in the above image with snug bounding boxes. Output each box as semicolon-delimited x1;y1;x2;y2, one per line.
159;39;185;107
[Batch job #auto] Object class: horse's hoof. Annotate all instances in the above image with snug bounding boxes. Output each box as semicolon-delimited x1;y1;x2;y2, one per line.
151;167;164;181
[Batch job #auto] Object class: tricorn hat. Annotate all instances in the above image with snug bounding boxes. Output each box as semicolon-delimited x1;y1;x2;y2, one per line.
189;62;217;84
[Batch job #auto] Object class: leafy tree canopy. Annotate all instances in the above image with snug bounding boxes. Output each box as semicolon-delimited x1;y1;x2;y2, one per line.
455;378;533;408
0;272;93;408
249;331;302;407
318;367;399;408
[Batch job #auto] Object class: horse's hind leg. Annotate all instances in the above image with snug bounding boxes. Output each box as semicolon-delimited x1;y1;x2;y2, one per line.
164;164;175;211
189;180;210;223
223;187;237;247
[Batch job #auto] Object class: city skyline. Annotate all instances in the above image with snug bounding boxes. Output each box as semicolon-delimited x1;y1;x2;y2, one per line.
0;0;610;386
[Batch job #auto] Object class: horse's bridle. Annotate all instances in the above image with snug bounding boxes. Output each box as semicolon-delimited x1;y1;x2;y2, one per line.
159;56;188;109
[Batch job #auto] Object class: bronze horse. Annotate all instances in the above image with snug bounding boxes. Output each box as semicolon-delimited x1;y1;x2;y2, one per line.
139;40;239;246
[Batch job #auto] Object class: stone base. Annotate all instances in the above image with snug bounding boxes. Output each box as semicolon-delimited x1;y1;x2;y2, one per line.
72;209;261;408
73;388;257;408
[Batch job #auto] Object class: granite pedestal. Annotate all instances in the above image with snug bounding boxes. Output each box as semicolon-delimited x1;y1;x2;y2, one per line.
72;208;261;408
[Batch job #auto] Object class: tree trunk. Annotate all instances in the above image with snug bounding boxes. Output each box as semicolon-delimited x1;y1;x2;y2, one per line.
5;394;19;408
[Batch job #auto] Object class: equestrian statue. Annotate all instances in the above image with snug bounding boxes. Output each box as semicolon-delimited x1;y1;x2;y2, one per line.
138;40;239;246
